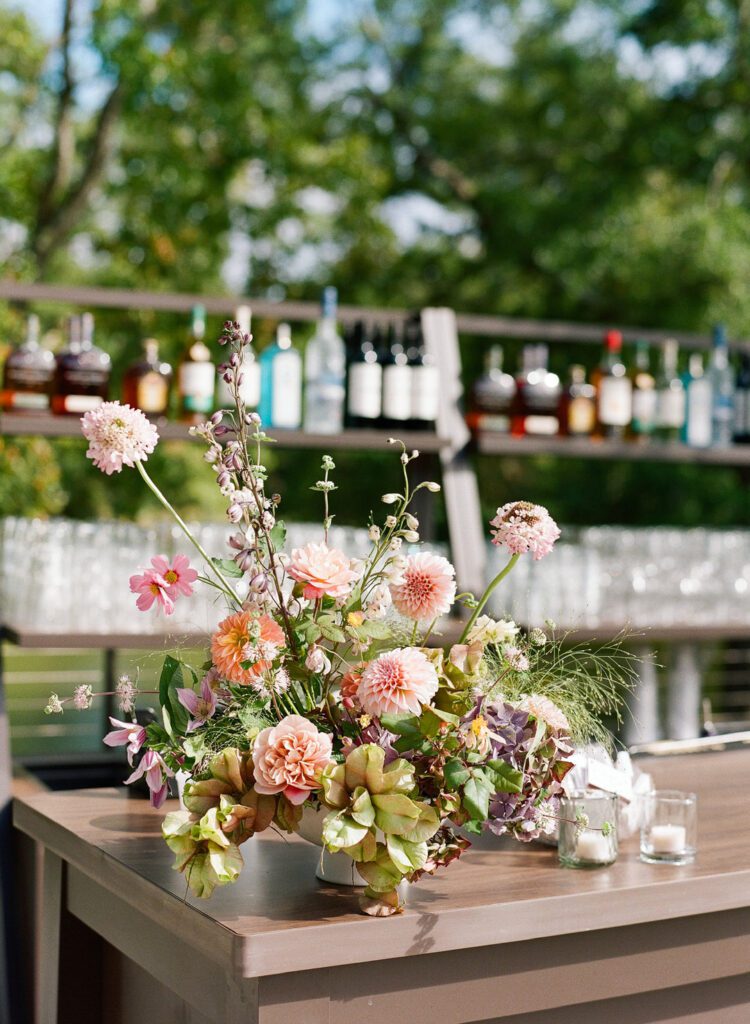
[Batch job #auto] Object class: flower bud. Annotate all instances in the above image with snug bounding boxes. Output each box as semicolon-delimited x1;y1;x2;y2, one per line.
210;411;224;425
424;481;441;492
402;530;420;544
381;493;400;504
368;524;381;541
250;573;268;593
385;515;397;528
404;513;419;530
227;503;243;523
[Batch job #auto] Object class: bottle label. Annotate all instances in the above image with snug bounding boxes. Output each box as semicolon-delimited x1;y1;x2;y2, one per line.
217;360;261;410
6;391;49;411
631;388;657;430
597;377;632;426
686;380;712;448
382;365;412;421
524;414;558;435
62;395;104;413
272;352;302;429
410;364;440;422
136;372;169;414
348;363;382;420
656;387;686;429
567;397;596;435
179;362;215;412
476;413;510;433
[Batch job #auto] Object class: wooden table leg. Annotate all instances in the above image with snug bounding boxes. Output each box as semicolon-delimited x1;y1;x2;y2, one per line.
36;850;63;1024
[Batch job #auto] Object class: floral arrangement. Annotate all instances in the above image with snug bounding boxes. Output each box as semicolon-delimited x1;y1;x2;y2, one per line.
46;318;632;915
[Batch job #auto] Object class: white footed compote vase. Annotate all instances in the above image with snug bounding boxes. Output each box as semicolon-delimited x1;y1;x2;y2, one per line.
297;805;361;886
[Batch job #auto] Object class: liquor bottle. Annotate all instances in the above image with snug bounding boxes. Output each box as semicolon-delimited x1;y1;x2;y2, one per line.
51;312;110;415
216;305;260;412
178;305;215;422
510;344;561;437
0;314;55;413
733;351;750;444
123;339;173;418
303;287;345;434
628;341;657;441
682;353;712;449
466;346;516;434
346;321;383;429
558;365;596;437
259;323;302;429
592;330;632;440
654;339;685;443
708;324;735;447
405;317;440;431
381;325;413;429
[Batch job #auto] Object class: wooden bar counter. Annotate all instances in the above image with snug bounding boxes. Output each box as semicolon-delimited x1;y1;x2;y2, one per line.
13;749;750;1024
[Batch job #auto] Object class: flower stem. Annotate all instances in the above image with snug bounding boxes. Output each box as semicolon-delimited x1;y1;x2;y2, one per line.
458;553;520;644
135;460;240;608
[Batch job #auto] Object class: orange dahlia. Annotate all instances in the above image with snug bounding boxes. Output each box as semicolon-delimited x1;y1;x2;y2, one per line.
211;611;285;686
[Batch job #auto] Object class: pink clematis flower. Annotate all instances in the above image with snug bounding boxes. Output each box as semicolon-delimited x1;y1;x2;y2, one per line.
125;749;174;808
102;717;146;765
129;568;175;614
176;677;218;733
149;554;198;599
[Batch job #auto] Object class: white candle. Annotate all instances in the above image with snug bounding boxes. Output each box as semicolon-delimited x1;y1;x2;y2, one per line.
575;830;611;862
650;824;687;854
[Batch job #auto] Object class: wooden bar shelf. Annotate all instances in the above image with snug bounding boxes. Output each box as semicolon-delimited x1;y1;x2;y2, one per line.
477;431;750;466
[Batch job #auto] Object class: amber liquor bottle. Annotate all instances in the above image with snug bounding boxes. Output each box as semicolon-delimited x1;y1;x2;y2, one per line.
51;313;111;415
123;338;173;417
1;314;55;412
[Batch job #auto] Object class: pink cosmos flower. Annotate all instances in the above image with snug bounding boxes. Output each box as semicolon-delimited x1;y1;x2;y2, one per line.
81;401;159;475
490;501;560;560
357;647;439;717
252;715;333;805
103;717;147;765
287;542;360;601
129;568;175;615
176;677;218;732
126;749;174;808
389;552;456;622
149;554;198;598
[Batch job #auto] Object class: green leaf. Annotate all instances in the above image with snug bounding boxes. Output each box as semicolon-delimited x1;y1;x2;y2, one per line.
403;802;441;843
316;619;347;643
372;793;422;834
379;713;422;740
158;655;190;735
462;772;493;821
358;619;391;640
344;744;415;795
386;834;428;873
487;760;524;794
269;521;287;549
321;811;370;851
211;557;244;578
420;705;460;738
350;786;376;827
356;847;404;891
444;757;471;790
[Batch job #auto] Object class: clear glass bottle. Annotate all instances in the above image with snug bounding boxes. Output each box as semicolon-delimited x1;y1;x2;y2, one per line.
559;364;596;437
346;321;383;429
51;312;111;415
123;338;173;418
178;305;215;422
0;314;55;413
466;345;516;434
510;344;561;437
216;305;260;412
733;351;750;444
592;330;632;439
708;324;735;447
654;338;685;443
303;287;345;434
381;325;412;429
259;323;302;429
682;353;712;449
628;341;657;441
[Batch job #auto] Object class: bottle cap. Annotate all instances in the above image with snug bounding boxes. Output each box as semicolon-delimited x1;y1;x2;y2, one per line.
26;313;40;345
277;323;292;348
322;287;338;318
235;305;252;334
605;329;623;351
192;305;206;337
80;312;95;345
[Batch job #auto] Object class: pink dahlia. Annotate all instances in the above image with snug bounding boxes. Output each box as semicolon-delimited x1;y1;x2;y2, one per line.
490;501;560;560
287;542;359;601
357;647;439;717
81;401;159;475
389;552;456;621
252;715;333;805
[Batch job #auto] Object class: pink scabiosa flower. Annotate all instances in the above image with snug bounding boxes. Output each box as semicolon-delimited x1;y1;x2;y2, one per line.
357;647;439;717
389;552;456;622
129;568;175;615
252;715;333;805
150;554;198;599
490;501;560;560
520;694;570;733
176;677;218;732
126;749;174;808
103;717;147;765
503;645;530;672
81;401;159;475
287;542;360;601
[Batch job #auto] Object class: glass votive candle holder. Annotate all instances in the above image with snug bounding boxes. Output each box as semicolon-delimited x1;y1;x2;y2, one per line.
640;790;697;865
558;791;618;868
